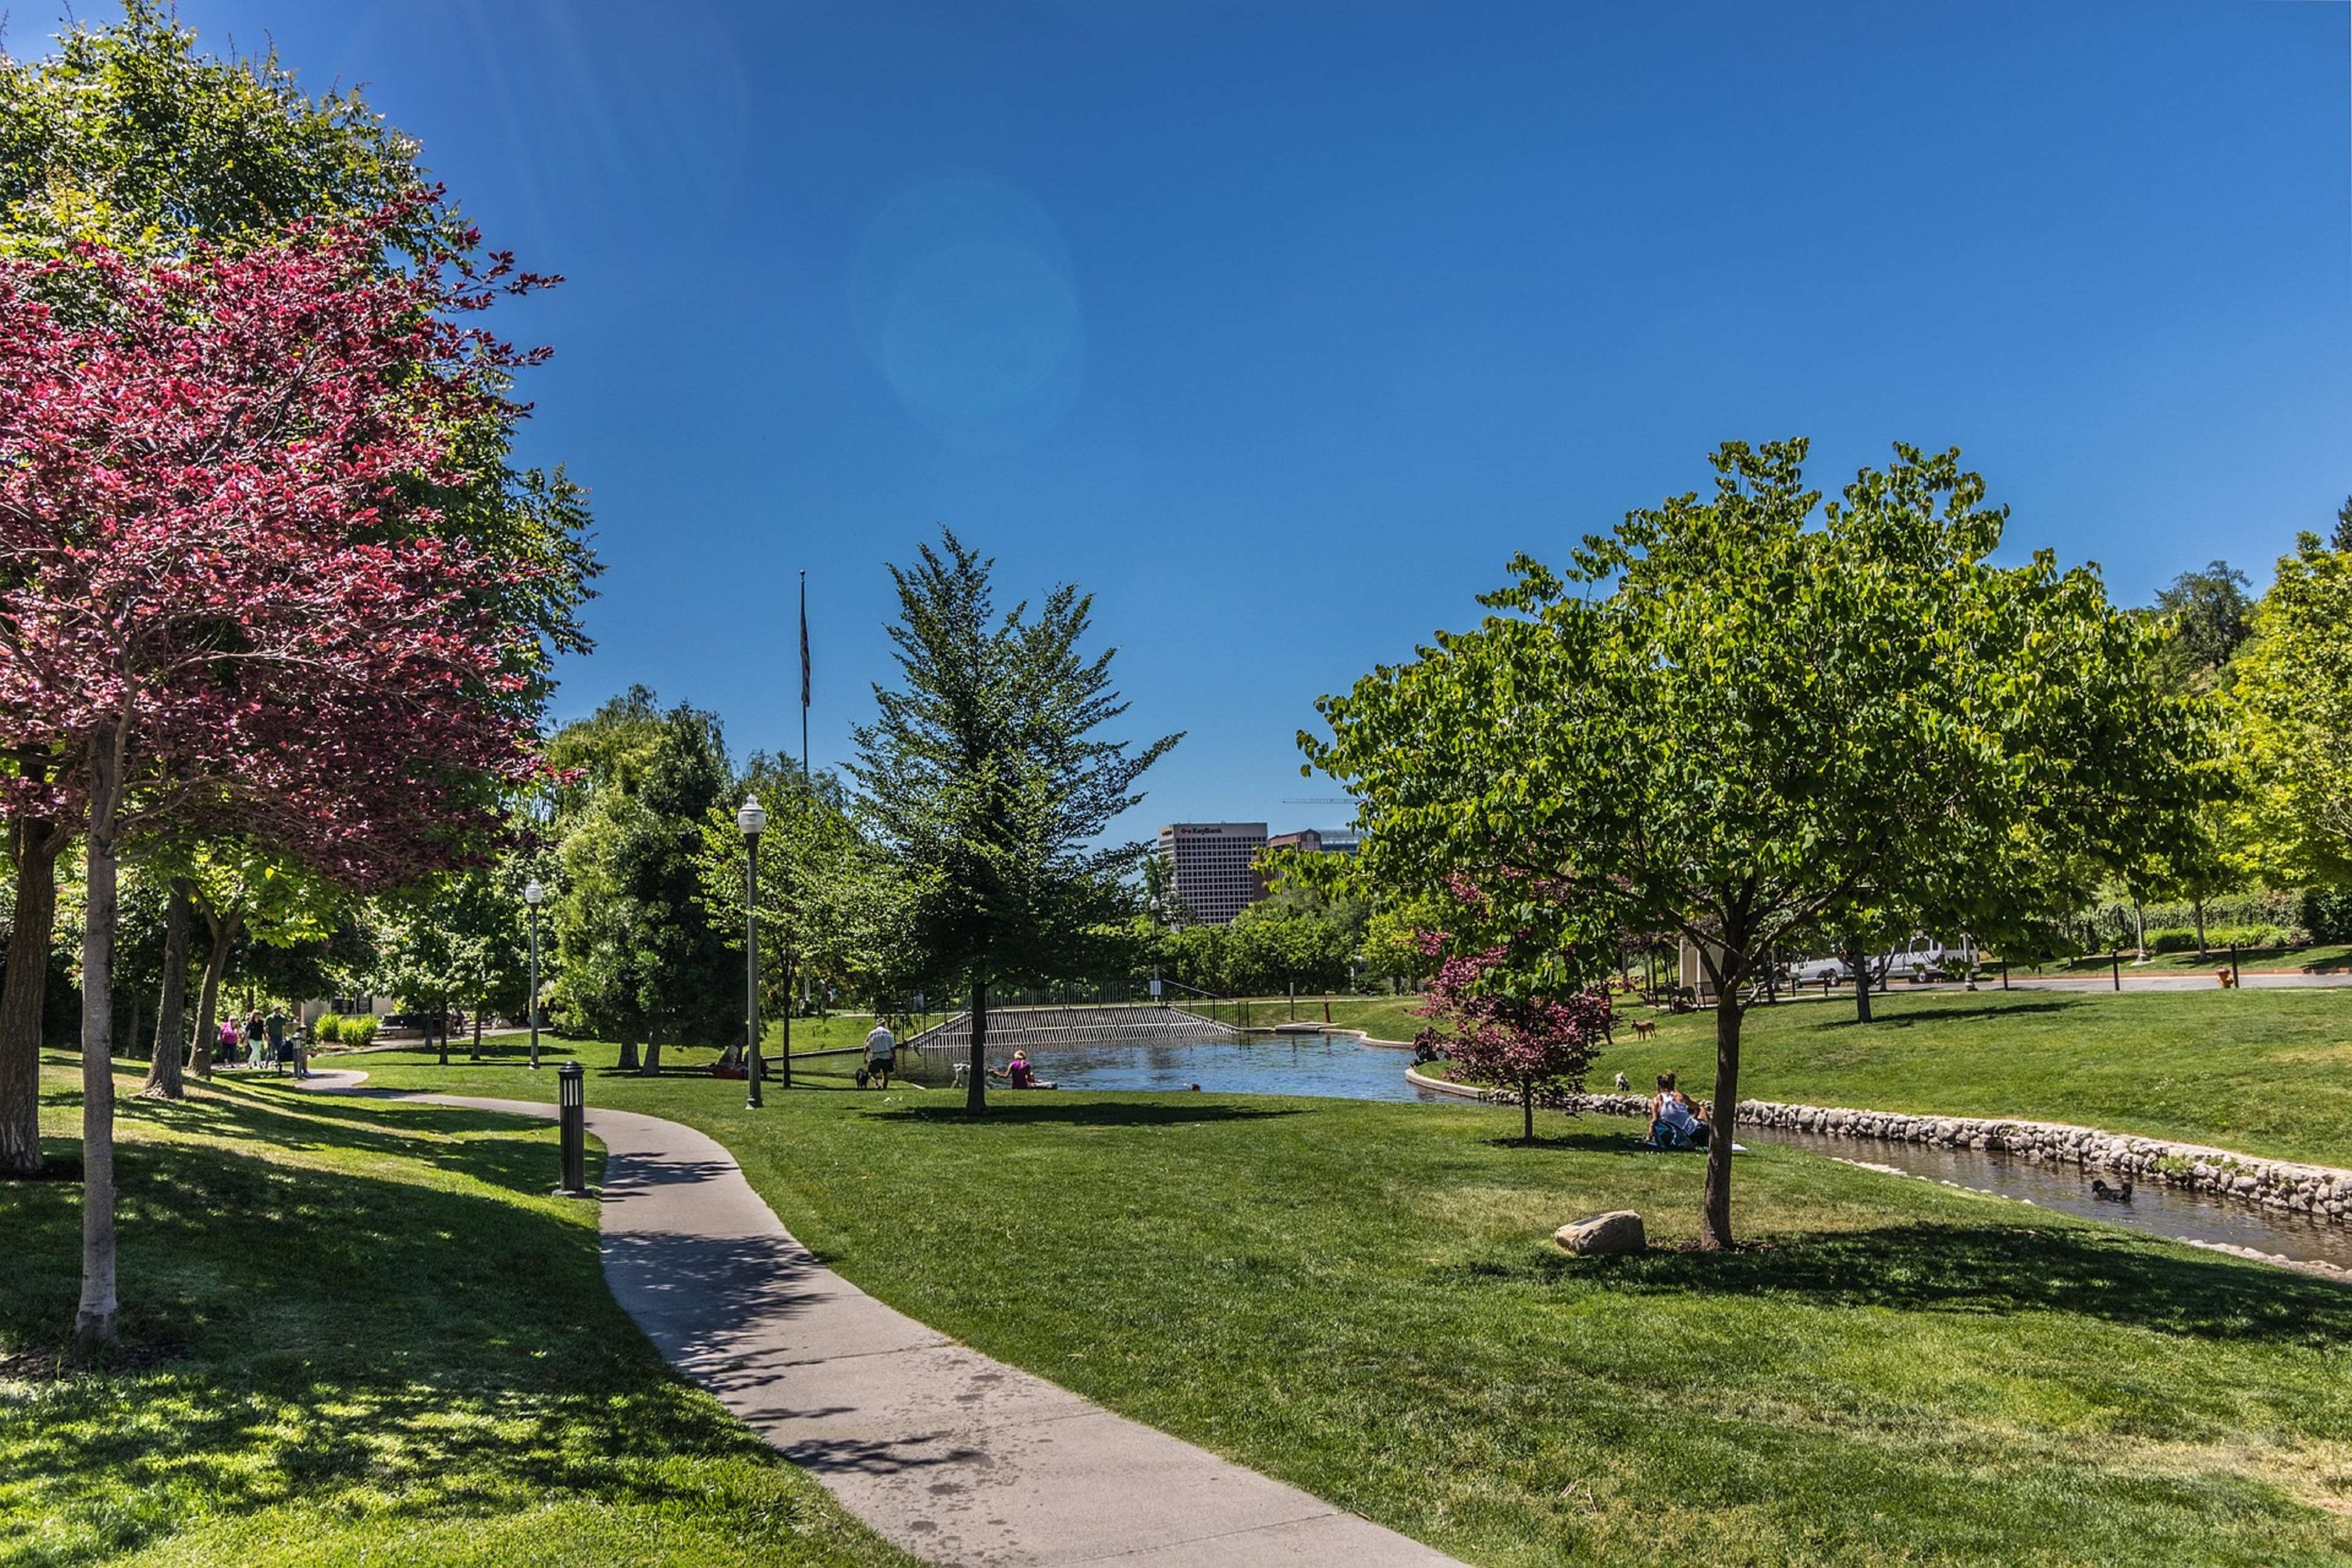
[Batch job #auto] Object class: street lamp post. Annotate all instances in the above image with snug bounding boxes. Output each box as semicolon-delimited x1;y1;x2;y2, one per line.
738;796;767;1110
523;879;545;1070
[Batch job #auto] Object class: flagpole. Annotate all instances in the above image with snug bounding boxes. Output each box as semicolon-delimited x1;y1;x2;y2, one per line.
799;569;810;785
796;568;810;1030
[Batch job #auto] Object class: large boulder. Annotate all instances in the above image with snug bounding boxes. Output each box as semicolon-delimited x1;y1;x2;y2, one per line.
1554;1211;1646;1257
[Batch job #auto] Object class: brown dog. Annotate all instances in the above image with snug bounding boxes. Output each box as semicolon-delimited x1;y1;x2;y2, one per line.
1632;1019;1657;1041
2216;969;2237;990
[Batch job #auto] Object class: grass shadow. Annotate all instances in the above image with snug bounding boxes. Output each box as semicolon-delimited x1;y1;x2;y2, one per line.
1584;1221;2352;1345
4;1103;805;1568
1815;999;2079;1030
120;1081;559;1194
868;1099;1302;1128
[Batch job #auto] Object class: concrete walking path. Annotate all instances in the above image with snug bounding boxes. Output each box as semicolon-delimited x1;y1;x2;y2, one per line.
297;1069;1457;1567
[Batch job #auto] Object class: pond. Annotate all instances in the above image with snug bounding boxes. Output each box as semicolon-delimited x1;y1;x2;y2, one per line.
903;1030;1452;1102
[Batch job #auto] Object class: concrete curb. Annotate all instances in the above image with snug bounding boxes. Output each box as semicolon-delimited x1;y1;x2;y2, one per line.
294;1070;1460;1567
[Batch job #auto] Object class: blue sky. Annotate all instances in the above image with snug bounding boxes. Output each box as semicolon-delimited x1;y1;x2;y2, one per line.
72;1;2352;834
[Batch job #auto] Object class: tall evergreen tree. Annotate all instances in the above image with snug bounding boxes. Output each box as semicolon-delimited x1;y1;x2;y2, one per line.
549;690;738;1071
849;532;1178;1112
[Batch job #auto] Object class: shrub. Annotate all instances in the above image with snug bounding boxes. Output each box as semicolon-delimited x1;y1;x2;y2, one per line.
314;1013;343;1044
341;1014;380;1047
2150;924;2305;954
2302;887;2352;945
2209;924;2305;952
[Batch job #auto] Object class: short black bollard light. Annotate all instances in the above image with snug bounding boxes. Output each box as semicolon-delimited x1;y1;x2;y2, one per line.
556;1060;589;1197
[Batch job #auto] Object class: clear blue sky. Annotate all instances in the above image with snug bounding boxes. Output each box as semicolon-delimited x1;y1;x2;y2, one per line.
81;1;2352;834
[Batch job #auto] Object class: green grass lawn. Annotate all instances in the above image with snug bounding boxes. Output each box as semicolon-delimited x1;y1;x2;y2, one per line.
1585;987;2352;1167
346;1042;2352;1566
0;1055;910;1568
2039;943;2352;976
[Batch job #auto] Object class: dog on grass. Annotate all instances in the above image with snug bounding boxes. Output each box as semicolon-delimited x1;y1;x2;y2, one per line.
1631;1019;1657;1041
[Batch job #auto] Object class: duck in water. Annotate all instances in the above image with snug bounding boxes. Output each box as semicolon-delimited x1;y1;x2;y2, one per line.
2090;1178;2135;1202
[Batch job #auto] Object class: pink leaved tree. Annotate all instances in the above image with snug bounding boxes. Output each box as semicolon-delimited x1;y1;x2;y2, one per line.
0;206;549;1344
1414;884;1611;1142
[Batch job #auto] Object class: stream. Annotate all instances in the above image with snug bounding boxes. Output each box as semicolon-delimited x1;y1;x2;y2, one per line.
1739;1122;2352;1270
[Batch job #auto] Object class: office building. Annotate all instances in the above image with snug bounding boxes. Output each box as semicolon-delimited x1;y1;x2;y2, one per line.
1265;827;1360;856
1158;822;1268;924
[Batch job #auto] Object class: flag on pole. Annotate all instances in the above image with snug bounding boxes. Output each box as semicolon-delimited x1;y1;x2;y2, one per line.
798;570;811;783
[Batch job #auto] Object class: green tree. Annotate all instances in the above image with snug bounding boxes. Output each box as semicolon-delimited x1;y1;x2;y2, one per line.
849;532;1177;1112
370;870;527;1066
2150;560;2255;693
0;1;595;1168
548;690;738;1071
2235;532;2352;888
1306;440;2211;1247
696;758;911;1072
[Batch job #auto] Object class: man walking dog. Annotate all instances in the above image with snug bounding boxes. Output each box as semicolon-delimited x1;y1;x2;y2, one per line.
862;1019;897;1090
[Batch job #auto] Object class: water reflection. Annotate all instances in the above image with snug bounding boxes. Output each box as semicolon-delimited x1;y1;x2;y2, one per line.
907;1031;1447;1102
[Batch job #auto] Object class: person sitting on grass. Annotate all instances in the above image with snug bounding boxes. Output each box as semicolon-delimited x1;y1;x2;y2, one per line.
1649;1072;1708;1150
987;1050;1055;1090
862;1020;897;1090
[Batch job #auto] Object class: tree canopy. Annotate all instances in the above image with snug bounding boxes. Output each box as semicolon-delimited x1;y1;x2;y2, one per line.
1307;439;2214;1246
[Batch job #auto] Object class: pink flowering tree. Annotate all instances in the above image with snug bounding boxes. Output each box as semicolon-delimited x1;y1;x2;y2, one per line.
0;207;549;1344
1413;884;1612;1142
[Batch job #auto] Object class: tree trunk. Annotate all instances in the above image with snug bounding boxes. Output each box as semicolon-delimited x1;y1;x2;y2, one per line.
965;976;988;1114
1850;940;1873;1025
470;999;483;1062
77;731;123;1347
1700;986;1744;1250
191;908;239;1081
2133;901;2147;963
435;994;450;1067
0;815;64;1177
2194;900;2208;959
616;1025;640;1073
640;1027;663;1076
141;878;193;1099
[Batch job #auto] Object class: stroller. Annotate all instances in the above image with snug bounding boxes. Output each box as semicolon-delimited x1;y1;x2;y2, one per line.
1645;1112;1710;1152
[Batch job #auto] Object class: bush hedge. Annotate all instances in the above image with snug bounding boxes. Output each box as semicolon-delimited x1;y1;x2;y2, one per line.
341;1014;380;1048
2302;887;2352;945
2145;924;2304;955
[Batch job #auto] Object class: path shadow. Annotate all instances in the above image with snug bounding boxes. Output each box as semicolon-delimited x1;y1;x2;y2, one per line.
1578;1221;2352;1345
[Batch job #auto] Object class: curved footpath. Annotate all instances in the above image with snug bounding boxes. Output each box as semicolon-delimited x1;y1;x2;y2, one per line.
298;1070;1456;1568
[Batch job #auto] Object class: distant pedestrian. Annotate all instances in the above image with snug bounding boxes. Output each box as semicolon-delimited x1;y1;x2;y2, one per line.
266;1007;289;1074
245;1010;267;1069
862;1021;897;1090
